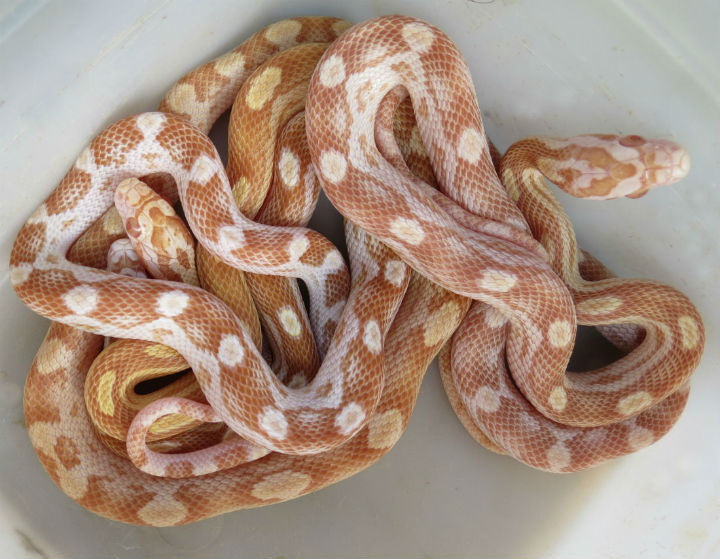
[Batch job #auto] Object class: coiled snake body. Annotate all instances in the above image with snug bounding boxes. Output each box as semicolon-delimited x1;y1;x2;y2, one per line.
10;15;703;525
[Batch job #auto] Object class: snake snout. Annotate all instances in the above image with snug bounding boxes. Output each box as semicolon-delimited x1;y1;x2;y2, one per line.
602;135;690;198
638;139;691;190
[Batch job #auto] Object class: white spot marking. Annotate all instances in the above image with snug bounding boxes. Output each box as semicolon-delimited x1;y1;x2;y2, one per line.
548;320;573;348
367;408;404;449
35;339;72;375
27;422;54;455
627;425;654;450
193;156;217;183
75;147;94;170
10;263;32;285
678;315;700;350
401;21;435;52
335;402;366;436
245;66;282;110
213;52;246;78
278;306;302;338
479;270;517;292
163;83;199;116
264;19;302;46
278;147;301;188
218;334;245;367
457;127;485;164
260;406;288;440
288;236;310;259
363;320;382;354
384;261;406;287
548;386;568;412
57;467;89;500
323;250;344;271
318;54;346;88
137;494;188;526
475;385;501;413
390;217;425;245
319;149;348;183
136;112;166;135
423;301;462;347
546;443;571;470
156;290;189;317
618;391;653;416
251;470;311;501
63;285;98;315
219;226;245;248
484;307;507;329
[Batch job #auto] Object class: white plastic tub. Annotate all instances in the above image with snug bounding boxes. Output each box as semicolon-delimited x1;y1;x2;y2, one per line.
1;1;718;557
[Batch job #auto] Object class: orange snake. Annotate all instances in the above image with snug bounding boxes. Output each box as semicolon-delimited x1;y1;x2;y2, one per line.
9;15;703;525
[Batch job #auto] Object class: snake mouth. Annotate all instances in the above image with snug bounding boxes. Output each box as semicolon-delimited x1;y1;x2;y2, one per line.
675;149;692;179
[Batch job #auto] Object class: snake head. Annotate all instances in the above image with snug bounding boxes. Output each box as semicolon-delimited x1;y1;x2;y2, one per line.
537;134;691;200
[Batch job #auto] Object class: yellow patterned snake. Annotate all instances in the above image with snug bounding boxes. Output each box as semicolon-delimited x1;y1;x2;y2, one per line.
10;15;704;525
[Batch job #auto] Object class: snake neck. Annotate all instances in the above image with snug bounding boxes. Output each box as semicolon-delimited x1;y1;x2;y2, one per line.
499;140;585;288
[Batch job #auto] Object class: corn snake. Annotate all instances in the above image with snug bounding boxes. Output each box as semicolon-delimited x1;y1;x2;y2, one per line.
9;14;703;525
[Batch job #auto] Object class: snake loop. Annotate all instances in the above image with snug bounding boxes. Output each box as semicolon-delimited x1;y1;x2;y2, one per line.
306;15;704;471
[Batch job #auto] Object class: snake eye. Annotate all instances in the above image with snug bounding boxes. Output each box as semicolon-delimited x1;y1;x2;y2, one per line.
619;135;645;147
